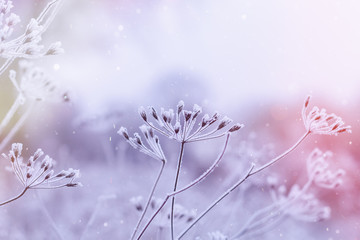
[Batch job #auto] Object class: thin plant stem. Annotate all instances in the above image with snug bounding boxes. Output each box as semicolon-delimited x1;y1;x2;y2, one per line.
178;131;311;239
177;164;255;239
137;135;230;239
131;160;165;240
170;141;185;239
0;102;34;152
250;131;310;176
0;187;28;206
0;95;22;135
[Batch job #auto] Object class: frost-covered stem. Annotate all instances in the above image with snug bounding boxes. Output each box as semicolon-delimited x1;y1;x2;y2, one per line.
0;103;34;152
131;160;166;240
0;95;22;135
250;131;310;176
233;178;313;239
0;59;14;77
177;164;255;239
36;191;64;240
137;135;230;239
170;141;186;240
0;187;28;206
37;0;61;23
171;134;230;195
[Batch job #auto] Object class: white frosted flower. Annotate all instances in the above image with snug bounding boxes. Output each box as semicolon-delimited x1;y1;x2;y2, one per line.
302;96;351;135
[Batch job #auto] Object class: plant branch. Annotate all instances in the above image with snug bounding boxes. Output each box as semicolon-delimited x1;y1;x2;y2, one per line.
131;160;166;240
0;187;28;206
170;141;185;239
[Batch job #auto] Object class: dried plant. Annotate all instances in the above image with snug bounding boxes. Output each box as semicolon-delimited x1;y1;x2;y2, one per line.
119;96;350;239
0;0;63;75
231;148;345;239
0;61;62;152
119;100;243;239
0;143;81;206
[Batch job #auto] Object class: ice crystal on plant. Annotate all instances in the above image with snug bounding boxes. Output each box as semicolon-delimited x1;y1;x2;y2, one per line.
2;143;81;190
279;185;331;222
118;125;166;162
9;61;60;103
135;100;243;143
302;96;351;135
307;148;346;189
0;0;63;60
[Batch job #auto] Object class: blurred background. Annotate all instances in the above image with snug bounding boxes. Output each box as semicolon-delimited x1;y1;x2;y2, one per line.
0;0;359;239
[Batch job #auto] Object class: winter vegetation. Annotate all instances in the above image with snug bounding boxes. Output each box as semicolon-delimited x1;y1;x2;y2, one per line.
0;0;358;240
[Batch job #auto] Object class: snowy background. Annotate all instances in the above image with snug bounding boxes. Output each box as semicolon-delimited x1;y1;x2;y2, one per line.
0;0;359;239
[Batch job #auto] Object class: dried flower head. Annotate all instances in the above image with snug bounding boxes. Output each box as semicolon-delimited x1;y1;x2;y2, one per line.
2;143;81;189
306;148;345;189
0;1;20;43
285;185;331;222
134;100;243;143
272;184;331;222
117;126;166;162
302;96;351;135
9;61;61;103
0;0;64;60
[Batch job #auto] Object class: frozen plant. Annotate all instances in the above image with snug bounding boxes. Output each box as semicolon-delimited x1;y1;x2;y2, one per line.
0;0;64;75
0;61;62;152
130;196;196;239
118;100;243;239
177;96;350;239
231;148;345;239
0;143;81;206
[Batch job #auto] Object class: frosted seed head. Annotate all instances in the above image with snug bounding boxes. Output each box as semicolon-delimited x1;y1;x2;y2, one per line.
139;125;149;138
177;100;184;114
45;41;64;55
228;123;244;132
149;127;154;138
26;18;42;35
55;170;67;178
32;148;44;161
134;133;143;145
149;106;158;120
118;127;129;140
304;95;311;108
138;106;147;122
217;116;232;130
66;182;82;187
192;104;202;119
174;122;181;134
6;13;20;27
184;110;192;122
209;112;220;125
201;114;210;127
0;1;13;15
11;143;22;158
44;170;54;180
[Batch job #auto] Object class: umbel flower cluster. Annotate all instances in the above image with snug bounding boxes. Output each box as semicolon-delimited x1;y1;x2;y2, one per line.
0;0;63;60
118;96;351;240
119;101;243;240
0;143;81;206
9;60;59;103
302;96;351;135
